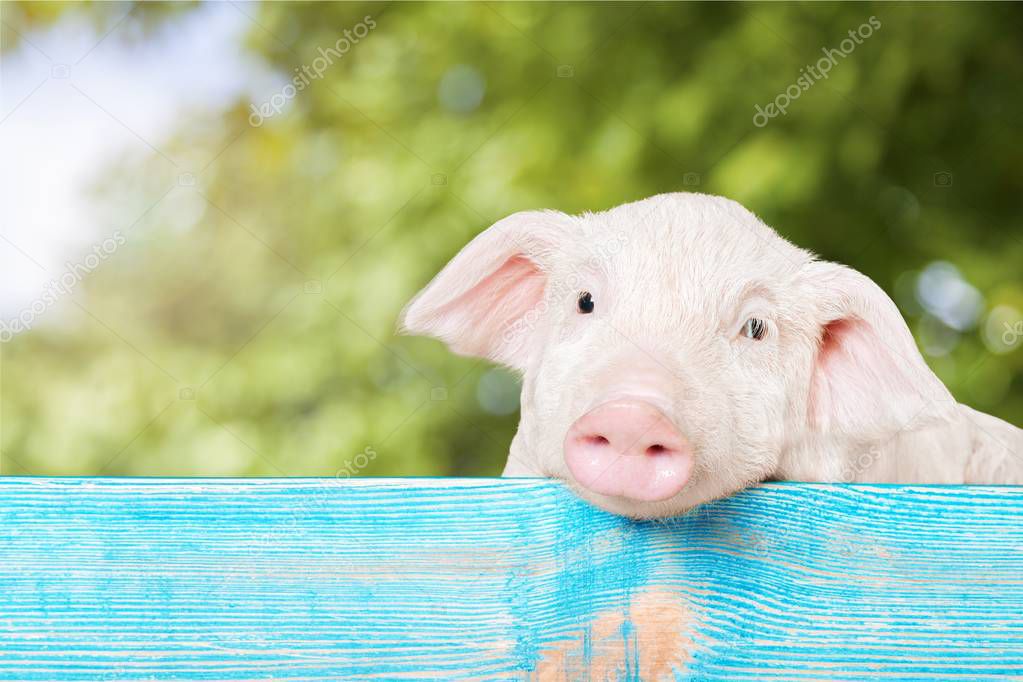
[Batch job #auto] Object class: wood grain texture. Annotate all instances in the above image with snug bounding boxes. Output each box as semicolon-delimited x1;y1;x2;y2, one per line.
0;478;1021;680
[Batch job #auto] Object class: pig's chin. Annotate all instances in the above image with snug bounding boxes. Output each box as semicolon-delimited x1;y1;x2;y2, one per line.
559;468;755;519
560;475;702;519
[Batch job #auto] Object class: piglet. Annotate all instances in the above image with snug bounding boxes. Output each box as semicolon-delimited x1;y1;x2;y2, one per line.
401;193;1022;518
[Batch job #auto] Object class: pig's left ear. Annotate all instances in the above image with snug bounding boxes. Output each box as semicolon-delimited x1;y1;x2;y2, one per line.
798;261;955;440
399;210;568;371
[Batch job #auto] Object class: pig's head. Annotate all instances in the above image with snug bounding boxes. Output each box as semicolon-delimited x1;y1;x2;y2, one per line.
400;193;952;518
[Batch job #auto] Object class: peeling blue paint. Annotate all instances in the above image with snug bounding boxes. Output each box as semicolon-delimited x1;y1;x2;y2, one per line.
0;478;1020;679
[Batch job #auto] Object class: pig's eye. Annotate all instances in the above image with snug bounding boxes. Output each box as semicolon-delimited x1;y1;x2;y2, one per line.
741;317;767;340
577;291;595;314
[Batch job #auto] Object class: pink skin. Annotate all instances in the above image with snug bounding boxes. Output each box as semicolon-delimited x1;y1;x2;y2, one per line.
403;195;1023;518
563;400;693;502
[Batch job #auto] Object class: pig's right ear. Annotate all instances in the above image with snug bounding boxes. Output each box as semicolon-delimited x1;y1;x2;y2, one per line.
797;260;956;441
399;210;565;371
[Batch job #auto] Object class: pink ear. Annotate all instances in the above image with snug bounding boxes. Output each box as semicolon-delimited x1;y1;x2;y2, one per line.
399;211;567;370
802;262;954;439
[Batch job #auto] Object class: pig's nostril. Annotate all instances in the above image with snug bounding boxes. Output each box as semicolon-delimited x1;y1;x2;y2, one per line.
564;400;693;503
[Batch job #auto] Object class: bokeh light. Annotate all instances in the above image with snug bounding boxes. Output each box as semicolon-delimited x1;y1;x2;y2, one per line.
915;261;984;332
476;369;521;417
437;64;485;114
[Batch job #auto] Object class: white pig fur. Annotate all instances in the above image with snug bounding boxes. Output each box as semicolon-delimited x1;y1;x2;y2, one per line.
400;193;1022;518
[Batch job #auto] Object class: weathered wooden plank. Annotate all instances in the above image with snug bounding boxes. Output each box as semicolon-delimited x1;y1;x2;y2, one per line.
0;478;1020;680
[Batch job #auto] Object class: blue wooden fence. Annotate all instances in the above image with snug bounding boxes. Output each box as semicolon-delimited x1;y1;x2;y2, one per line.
1;478;1021;680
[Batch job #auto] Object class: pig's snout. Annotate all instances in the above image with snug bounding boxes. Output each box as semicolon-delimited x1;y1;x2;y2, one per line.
563;400;693;502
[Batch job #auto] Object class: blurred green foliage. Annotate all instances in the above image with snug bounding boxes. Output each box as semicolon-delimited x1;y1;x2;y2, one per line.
2;2;1021;477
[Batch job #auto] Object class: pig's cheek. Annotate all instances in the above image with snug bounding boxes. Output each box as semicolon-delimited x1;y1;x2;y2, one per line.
529;340;577;410
727;366;787;461
524;369;577;468
531;361;564;409
529;375;570;437
677;383;739;484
